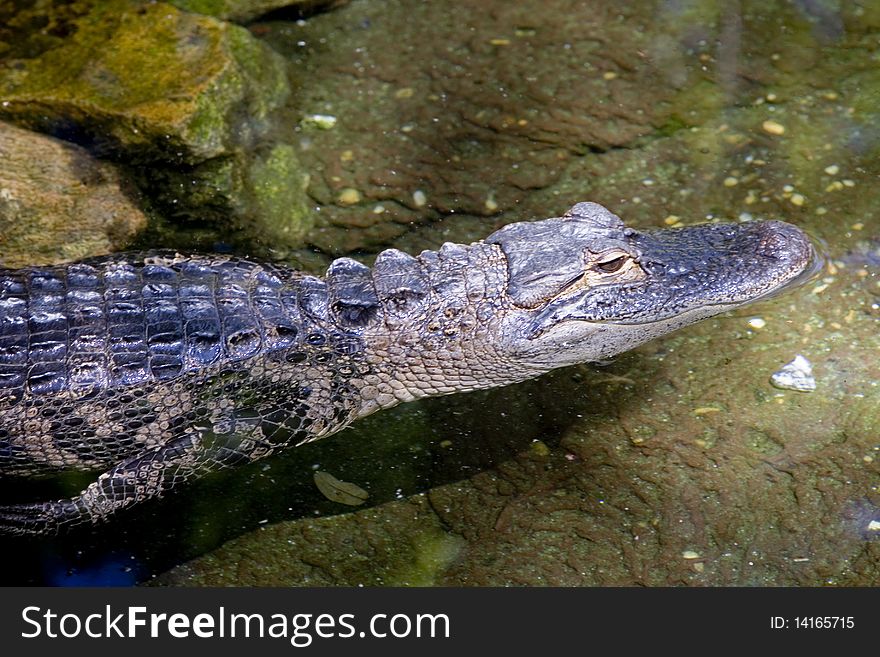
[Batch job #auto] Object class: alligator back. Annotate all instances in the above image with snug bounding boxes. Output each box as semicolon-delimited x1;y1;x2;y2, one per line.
0;252;367;476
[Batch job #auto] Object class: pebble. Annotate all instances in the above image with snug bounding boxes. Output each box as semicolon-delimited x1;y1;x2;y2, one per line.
770;354;816;392
530;440;550;457
412;189;427;207
748;318;766;329
790;193;805;206
337;188;361;205
762;120;785;135
824;164;839;175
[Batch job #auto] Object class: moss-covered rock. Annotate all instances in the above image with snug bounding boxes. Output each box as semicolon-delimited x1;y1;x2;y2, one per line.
244;143;313;244
0;1;288;161
0;120;147;266
0;0;312;249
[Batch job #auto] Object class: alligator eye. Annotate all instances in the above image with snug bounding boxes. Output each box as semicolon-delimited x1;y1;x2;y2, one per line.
595;255;628;273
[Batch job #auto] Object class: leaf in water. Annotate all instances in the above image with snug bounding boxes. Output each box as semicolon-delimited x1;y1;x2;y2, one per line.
313;471;370;506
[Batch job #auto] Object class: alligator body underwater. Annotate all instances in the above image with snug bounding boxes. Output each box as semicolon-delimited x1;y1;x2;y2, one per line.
0;202;815;535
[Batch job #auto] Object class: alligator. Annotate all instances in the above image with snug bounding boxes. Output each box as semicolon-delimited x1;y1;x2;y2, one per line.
0;202;816;535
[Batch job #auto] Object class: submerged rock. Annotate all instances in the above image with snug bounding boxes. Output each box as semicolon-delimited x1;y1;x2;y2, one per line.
770;354;817;392
0;0;312;247
0;121;146;266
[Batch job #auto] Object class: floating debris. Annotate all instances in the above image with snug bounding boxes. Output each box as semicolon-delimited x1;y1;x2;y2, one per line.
313;471;369;506
770;354;816;392
302;114;337;130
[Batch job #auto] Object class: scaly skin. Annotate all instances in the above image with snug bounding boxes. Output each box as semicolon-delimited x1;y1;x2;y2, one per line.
0;203;816;535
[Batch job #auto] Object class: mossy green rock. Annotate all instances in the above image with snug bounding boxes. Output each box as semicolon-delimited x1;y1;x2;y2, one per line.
168;0;349;23
244;144;313;244
0;1;289;162
0;1;312;247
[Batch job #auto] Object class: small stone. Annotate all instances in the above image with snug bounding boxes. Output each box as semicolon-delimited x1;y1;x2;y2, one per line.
842;179;855;187
337;188;361;205
412;189;427;207
395;87;415;99
603;71;618;80
723;176;738;187
824;164;839;175
770;354;816;392
682;550;701;560
762;120;785;135
748;318;766;329
790;193;805;206
664;215;681;226
852;222;864;230
529;440;550;457
867;520;880;532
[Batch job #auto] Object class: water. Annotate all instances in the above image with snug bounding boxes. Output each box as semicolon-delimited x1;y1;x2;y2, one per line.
1;0;878;585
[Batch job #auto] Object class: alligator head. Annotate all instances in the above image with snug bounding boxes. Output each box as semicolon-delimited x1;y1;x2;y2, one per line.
487;202;817;369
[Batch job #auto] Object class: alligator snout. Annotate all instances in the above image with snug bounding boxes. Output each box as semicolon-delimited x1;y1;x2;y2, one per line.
755;220;814;265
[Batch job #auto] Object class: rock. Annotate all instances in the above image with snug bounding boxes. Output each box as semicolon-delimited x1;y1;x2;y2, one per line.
770;354;817;392
167;0;350;23
0;1;312;248
0;121;147;267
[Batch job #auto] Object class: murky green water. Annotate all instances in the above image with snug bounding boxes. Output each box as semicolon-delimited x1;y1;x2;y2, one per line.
0;0;878;585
